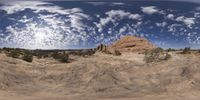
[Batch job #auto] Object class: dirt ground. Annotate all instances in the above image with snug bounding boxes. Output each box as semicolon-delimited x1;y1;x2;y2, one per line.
0;52;200;100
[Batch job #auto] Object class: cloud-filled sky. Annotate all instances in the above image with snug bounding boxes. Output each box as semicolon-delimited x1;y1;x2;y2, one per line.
0;1;200;49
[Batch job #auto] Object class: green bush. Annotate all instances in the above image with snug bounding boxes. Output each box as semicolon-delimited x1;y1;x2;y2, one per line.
59;54;69;63
52;52;69;63
37;54;43;59
144;48;171;63
3;47;11;52
7;50;21;58
22;51;33;62
167;48;176;52
22;54;33;62
181;47;191;54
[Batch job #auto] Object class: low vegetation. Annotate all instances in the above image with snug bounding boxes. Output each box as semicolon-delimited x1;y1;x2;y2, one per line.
144;48;171;63
1;47;121;63
2;48;33;62
166;48;176;52
6;49;21;58
22;54;33;62
22;51;33;62
52;52;69;63
181;47;191;54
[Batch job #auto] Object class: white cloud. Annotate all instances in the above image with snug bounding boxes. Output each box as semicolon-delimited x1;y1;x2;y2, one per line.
186;32;200;45
96;10;142;33
96;14;100;18
194;12;200;18
167;24;180;33
87;2;125;6
0;1;95;49
176;16;185;21
176;16;195;28
156;22;167;27
183;18;195;27
167;14;174;19
119;26;127;33
129;14;142;20
141;6;159;15
105;10;130;19
166;14;196;28
0;1;83;15
111;2;125;6
87;2;106;6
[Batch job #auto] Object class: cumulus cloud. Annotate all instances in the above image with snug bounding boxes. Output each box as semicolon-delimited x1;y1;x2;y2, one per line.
0;1;95;49
167;14;175;19
0;1;84;15
96;10;142;32
182;18;195;27
119;26;127;33
176;16;195;28
110;2;125;6
167;24;180;33
0;1;199;49
176;16;184;21
194;12;200;18
187;32;200;45
87;2;125;6
87;2;106;6
141;6;159;15
166;14;196;29
156;22;167;27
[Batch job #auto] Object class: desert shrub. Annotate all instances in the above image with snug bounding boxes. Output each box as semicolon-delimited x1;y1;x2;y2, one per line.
22;54;33;62
52;52;59;59
144;48;171;63
32;52;42;59
79;49;95;56
22;51;33;62
52;52;69;63
3;47;11;52
181;47;191;54
42;54;49;58
113;50;121;56
7;50;21;58
167;48;176;52
59;54;69;63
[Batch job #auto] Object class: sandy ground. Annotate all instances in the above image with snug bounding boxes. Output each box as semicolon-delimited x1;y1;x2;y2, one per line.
0;52;200;100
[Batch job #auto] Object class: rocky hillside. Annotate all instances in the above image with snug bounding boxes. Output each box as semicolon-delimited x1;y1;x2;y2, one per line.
110;36;155;53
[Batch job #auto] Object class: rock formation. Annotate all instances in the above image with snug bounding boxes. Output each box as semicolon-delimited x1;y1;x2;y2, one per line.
110;36;155;53
96;44;121;56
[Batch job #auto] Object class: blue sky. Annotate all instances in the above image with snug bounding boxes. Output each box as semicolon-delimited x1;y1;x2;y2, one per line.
0;1;200;49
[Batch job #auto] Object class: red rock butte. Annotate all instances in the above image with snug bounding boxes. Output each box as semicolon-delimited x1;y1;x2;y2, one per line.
110;36;156;53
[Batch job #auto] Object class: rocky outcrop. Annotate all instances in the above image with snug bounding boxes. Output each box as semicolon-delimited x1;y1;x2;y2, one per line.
110;36;155;53
96;44;121;56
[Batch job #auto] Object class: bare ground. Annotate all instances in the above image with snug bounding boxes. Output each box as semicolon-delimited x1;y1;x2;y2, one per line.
0;52;200;100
